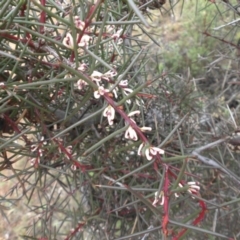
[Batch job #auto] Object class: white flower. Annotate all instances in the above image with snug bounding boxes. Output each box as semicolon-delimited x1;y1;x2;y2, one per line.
138;143;164;160
94;86;109;99
31;144;38;152
78;64;88;72
124;88;133;94
78;34;92;48
112;86;118;98
108;43;114;52
66;145;73;154
91;71;103;83
103;105;115;125
187;182;200;194
106;25;115;33
124;111;141;134
128;110;140;117
117;38;123;45
175;182;200;198
30;157;40;166
40;136;47;145
125;126;138;141
174;192;180;198
137;143;144;156
119;80;128;87
153;191;164;207
112;29;123;39
77;79;88;90
136;98;144;106
123;88;133;104
0;82;6;90
74;16;85;30
103;70;117;80
63;32;74;49
39;149;43;157
140;126;152;132
71;164;77;171
146;147;164;160
174;183;183;198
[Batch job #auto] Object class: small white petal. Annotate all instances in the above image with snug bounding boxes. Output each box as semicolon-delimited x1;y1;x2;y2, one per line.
125;126;138;141
100;86;108;95
78;64;88;72
117;38;123;45
74;16;85;30
175;193;180;198
124;88;133;94
94;90;100;99
104;70;117;78
160;196;165;205
190;185;200;190
113;88;118;98
145;148;153;160
187;181;197;185
128;110;140;117
150;147;157;155
78;34;92;47
71;165;77;171
136;99;144;106
126;99;131;104
77;79;88;90
39;149;43;157
66;145;72;154
119;80;128;86
91;71;103;82
106;25;115;33
103;105;115;126
31;145;38;152
112;28;123;39
150;147;164;155
94;86;109;99
140;126;152;132
137;143;144;156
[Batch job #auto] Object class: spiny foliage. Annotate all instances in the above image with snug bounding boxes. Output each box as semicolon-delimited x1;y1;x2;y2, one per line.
0;1;240;239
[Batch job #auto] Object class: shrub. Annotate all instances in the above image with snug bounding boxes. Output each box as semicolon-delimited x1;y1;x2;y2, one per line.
0;1;239;240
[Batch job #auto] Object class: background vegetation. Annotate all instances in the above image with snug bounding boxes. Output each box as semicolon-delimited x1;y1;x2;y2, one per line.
0;0;240;239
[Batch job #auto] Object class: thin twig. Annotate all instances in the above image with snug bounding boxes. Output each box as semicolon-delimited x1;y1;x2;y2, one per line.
192;138;240;185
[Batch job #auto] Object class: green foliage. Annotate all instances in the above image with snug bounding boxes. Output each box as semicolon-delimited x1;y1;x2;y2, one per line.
0;1;240;240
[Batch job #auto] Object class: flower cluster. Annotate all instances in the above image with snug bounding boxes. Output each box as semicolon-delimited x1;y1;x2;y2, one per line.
138;142;164;160
106;25;124;45
62;15;165;163
30;136;47;167
175;182;200;198
74;16;85;31
187;181;200;195
152;191;165;207
63;16;124;50
63;32;92;49
124;111;140;141
103;105;115;125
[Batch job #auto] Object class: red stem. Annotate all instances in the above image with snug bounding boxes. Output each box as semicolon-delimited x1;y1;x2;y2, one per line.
20;2;27;17
104;93;148;143
64;222;85;240
3;114;30;144
40;0;46;34
162;164;170;236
